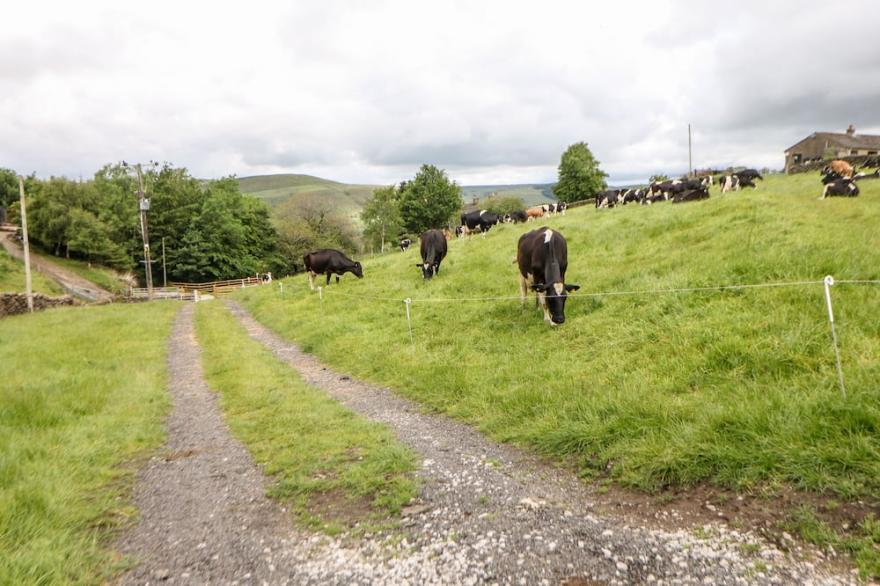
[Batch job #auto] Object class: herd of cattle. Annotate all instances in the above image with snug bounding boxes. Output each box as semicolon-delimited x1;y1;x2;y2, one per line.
301;160;877;326
303;209;579;325
818;159;880;198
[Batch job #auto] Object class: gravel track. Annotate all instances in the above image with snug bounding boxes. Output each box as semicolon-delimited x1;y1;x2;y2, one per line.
217;300;856;586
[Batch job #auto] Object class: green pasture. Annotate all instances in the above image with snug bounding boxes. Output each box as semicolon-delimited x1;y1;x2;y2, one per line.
194;301;417;533
0;303;177;585
237;172;880;497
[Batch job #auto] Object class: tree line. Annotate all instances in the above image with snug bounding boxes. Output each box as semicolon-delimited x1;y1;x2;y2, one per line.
0;143;606;281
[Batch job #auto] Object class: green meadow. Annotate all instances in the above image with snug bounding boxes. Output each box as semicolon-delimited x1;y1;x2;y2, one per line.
0;246;64;295
237;172;880;498
0;303;177;584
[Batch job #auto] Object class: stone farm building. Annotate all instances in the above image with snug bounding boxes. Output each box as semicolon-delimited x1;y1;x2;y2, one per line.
784;125;880;173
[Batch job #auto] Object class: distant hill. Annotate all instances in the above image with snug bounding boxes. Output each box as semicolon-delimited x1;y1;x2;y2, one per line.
238;174;559;216
238;174;378;214
460;183;556;206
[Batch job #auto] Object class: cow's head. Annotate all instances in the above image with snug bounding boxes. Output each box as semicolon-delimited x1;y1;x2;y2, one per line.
352;262;364;278
417;262;436;280
531;282;580;325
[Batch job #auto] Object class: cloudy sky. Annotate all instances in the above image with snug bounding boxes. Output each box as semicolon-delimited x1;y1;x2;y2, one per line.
2;1;879;186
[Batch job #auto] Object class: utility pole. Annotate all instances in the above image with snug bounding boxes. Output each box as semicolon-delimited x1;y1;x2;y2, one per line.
135;164;154;300
18;176;34;312
161;236;167;287
688;123;693;177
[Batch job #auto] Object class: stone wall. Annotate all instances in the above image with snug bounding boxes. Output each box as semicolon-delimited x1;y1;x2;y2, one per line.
0;293;77;318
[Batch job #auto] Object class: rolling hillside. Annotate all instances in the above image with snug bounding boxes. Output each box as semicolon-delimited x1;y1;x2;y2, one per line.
238;174;378;212
238;174;560;213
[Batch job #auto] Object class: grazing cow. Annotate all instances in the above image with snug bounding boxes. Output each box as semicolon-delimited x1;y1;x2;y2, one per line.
526;206;546;220
735;169;764;183
303;249;363;290
672;186;710;203
517;227;580;325
454;225;466;238
556;201;568;215
505;209;528;223
823;160;855;178
821;179;860;199
461;210;499;234
417;229;448;279
399;238;412;252
720;175;740;193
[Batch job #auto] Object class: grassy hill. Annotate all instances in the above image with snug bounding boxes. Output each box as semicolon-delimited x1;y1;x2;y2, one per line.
237;171;880;494
238;174;561;213
238;174;378;212
0;246;64;294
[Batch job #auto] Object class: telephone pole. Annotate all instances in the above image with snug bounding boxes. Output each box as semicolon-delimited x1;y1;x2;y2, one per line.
135;164;154;300
161;236;167;287
18;176;34;312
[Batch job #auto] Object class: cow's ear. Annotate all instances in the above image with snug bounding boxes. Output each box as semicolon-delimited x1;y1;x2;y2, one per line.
531;284;547;292
415;264;422;268
565;284;580;292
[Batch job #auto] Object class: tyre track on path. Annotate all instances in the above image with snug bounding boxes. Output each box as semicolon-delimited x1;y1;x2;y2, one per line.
225;300;855;585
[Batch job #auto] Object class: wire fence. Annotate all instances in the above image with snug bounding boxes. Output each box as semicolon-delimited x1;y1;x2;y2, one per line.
292;276;880;399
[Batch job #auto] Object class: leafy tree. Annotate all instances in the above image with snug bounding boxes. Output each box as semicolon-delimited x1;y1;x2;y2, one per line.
361;185;403;253
0;168;18;209
649;174;670;183
274;194;361;273
553;142;607;203
483;195;526;215
398;164;462;234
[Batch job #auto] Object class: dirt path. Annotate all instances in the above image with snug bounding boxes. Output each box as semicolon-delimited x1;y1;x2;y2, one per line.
222;300;855;585
0;231;114;302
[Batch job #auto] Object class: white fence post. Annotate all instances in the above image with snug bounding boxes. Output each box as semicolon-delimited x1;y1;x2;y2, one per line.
823;276;846;398
404;298;414;346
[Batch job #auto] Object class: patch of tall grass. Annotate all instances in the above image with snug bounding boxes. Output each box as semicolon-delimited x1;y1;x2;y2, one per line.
194;301;417;533
0;303;177;584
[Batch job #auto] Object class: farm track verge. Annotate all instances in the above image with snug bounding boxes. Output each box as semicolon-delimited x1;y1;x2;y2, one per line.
224;299;856;585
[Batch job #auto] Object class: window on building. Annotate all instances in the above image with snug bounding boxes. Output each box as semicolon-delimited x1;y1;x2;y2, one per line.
869;151;878;155
851;150;859;155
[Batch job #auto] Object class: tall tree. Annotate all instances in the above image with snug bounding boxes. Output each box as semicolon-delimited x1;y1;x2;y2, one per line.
398;164;462;234
361;185;403;253
553;142;607;203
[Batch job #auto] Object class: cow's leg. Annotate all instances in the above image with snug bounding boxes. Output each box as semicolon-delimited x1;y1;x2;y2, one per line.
308;271;316;291
326;272;332;286
335;274;340;284
537;291;551;322
519;273;531;306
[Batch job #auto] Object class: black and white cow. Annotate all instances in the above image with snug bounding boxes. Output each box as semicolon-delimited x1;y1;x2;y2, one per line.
720;175;740;193
302;249;363;290
821;179;860;199
454;226;466;238
399;238;412;252
672;186;710;203
853;169;880;182
556;201;568;215
416;229;448;279
516;227;580;325
461;210;500;234
595;189;620;208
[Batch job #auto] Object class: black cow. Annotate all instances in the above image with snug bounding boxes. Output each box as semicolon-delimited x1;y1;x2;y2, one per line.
516;227;580;325
504;210;528;223
416;229;448;280
461;210;499;234
853;169;880;182
735;169;764;183
672;186;710;203
821;180;860;199
399;238;412;252
302;249;363;290
821;171;845;185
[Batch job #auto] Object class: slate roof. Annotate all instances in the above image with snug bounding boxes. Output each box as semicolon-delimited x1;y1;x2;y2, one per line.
786;132;880;152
